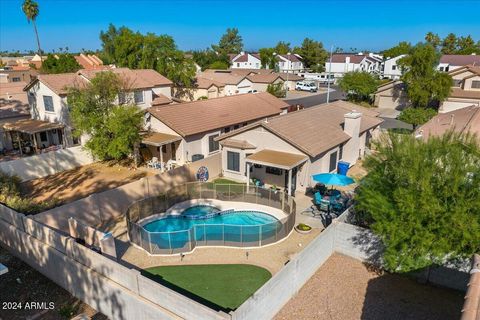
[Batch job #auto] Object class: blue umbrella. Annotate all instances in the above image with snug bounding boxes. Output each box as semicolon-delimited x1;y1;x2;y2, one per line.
312;173;355;186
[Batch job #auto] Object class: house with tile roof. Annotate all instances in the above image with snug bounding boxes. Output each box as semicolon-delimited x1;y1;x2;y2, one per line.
325;53;382;79
0;82;31;150
440;65;480;113
437;54;480;72
142;92;290;165
415;105;480;140
215;100;383;195
230;52;262;69
23;68;173;147
276;53;305;74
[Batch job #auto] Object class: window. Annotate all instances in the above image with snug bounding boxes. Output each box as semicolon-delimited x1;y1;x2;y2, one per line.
233;125;239;129
12;77;21;82
452;79;462;87
439;67;444;71
237;63;240;67
40;131;47;141
134;91;144;104
118;92;126;104
266;166;283;176
43;96;54;112
472;81;480;89
339;144;343;161
329;151;337;172
227;151;240;172
392;65;396;70
208;134;219;153
223;127;230;133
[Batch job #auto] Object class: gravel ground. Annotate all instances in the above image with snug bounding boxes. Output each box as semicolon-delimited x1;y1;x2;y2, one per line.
0;245;107;320
275;254;464;320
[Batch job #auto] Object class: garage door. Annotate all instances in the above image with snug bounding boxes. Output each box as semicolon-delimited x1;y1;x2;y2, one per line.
237;85;252;94
378;96;401;110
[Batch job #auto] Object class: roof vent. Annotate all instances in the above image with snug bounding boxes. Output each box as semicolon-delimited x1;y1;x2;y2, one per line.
264;118;268;123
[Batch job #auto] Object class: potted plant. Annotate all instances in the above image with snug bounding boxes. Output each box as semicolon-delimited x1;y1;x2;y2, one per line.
295;223;312;234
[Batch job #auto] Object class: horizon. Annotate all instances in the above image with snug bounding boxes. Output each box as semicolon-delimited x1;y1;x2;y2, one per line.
1;0;480;53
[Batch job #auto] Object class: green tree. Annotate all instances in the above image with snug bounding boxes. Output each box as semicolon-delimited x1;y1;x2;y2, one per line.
266;82;286;98
398;107;437;130
208;60;229;70
293;38;328;72
22;0;42;56
441;33;457;54
192;49;229;70
212;28;243;54
99;24;196;87
338;71;378;102
68;71;143;160
425;32;441;50
356;131;480;273
259;47;277;69
456;35;479;54
382;41;412;58
274;41;290;55
399;44;452;108
41;54;82;74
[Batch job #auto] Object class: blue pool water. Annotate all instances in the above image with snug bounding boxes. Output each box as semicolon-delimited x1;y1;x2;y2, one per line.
142;205;282;248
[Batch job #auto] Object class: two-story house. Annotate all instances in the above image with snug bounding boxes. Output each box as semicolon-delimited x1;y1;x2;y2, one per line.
440;65;480;113
437;54;480;72
24;68;173;147
230;52;262;69
381;54;406;80
326;53;382;79
276;54;304;74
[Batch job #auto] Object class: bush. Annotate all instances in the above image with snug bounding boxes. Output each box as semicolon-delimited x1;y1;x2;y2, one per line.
296;223;312;231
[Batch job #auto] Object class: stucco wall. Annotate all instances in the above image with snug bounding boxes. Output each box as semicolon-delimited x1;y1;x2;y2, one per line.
0;146;94;181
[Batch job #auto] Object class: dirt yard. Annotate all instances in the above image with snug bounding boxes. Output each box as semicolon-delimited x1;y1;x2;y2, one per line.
0;246;106;320
275;254;464;320
21;160;154;206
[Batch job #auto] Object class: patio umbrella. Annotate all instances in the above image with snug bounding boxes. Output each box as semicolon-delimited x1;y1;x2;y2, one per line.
312;173;354;186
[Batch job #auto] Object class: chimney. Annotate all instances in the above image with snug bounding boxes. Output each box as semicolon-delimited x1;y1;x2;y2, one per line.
345;56;350;64
240;51;245;56
342;111;362;164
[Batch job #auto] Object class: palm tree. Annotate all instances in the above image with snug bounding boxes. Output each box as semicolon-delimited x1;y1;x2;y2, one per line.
22;0;42;58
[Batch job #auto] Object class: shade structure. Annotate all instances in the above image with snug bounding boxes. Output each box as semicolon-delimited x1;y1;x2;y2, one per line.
312;173;355;186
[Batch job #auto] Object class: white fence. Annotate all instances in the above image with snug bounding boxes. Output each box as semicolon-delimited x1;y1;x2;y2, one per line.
0;146;94;181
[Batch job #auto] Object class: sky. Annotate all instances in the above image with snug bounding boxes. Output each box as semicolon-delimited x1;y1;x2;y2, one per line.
1;0;480;53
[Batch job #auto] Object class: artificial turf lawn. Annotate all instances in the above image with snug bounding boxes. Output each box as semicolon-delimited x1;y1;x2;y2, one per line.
141;264;271;311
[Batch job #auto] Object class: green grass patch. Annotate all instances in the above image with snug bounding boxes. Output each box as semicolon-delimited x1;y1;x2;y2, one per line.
212;178;245;185
141;264;271;312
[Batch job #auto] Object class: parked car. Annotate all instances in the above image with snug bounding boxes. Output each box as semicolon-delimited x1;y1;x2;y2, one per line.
295;82;317;92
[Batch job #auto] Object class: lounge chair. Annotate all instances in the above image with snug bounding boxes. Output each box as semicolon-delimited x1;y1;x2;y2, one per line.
314;192;330;212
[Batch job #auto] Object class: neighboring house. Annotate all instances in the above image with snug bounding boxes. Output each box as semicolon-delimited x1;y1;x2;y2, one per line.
24;68;173;146
415;105;480;140
381;54;406;80
440;65;480;113
143;92;290;164
0;66;38;84
247;73;303;91
373;80;408;110
437;54;480;72
276;54;304;74
215;100;383;195
230;52;262;69
74;53;110;70
0;82;31;150
325;53;382;79
186;71;253;97
174;77;225;101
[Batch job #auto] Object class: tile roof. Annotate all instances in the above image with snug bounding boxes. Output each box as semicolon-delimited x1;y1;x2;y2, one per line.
416;105;480;139
331;54;366;64
147;92;289;137
278;54;303;62
3;119;64;134
74;54;108;70
0;82;30;120
247;73;282;84
141;132;182;146
196;72;248;85
81;68;172;89
151;94;172;106
246;149;308;169
220;138;256;149
24;68;172;95
440;54;480;66
217;100;383;157
194;77;226;89
449;65;480;77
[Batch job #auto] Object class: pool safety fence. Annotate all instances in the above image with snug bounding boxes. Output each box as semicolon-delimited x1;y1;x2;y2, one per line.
126;182;296;254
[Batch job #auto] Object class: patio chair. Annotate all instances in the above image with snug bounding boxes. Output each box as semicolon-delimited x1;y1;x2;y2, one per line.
314;192;330;213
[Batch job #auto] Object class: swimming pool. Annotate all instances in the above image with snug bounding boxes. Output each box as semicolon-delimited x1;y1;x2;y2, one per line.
142;205;282;249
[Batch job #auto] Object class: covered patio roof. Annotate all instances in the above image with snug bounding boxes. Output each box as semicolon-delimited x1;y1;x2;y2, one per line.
141;132;182;147
246;149;307;170
3;119;64;134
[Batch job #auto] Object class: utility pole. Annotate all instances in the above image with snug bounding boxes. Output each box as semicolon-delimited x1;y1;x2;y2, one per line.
326;45;334;104
285;52;290;98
